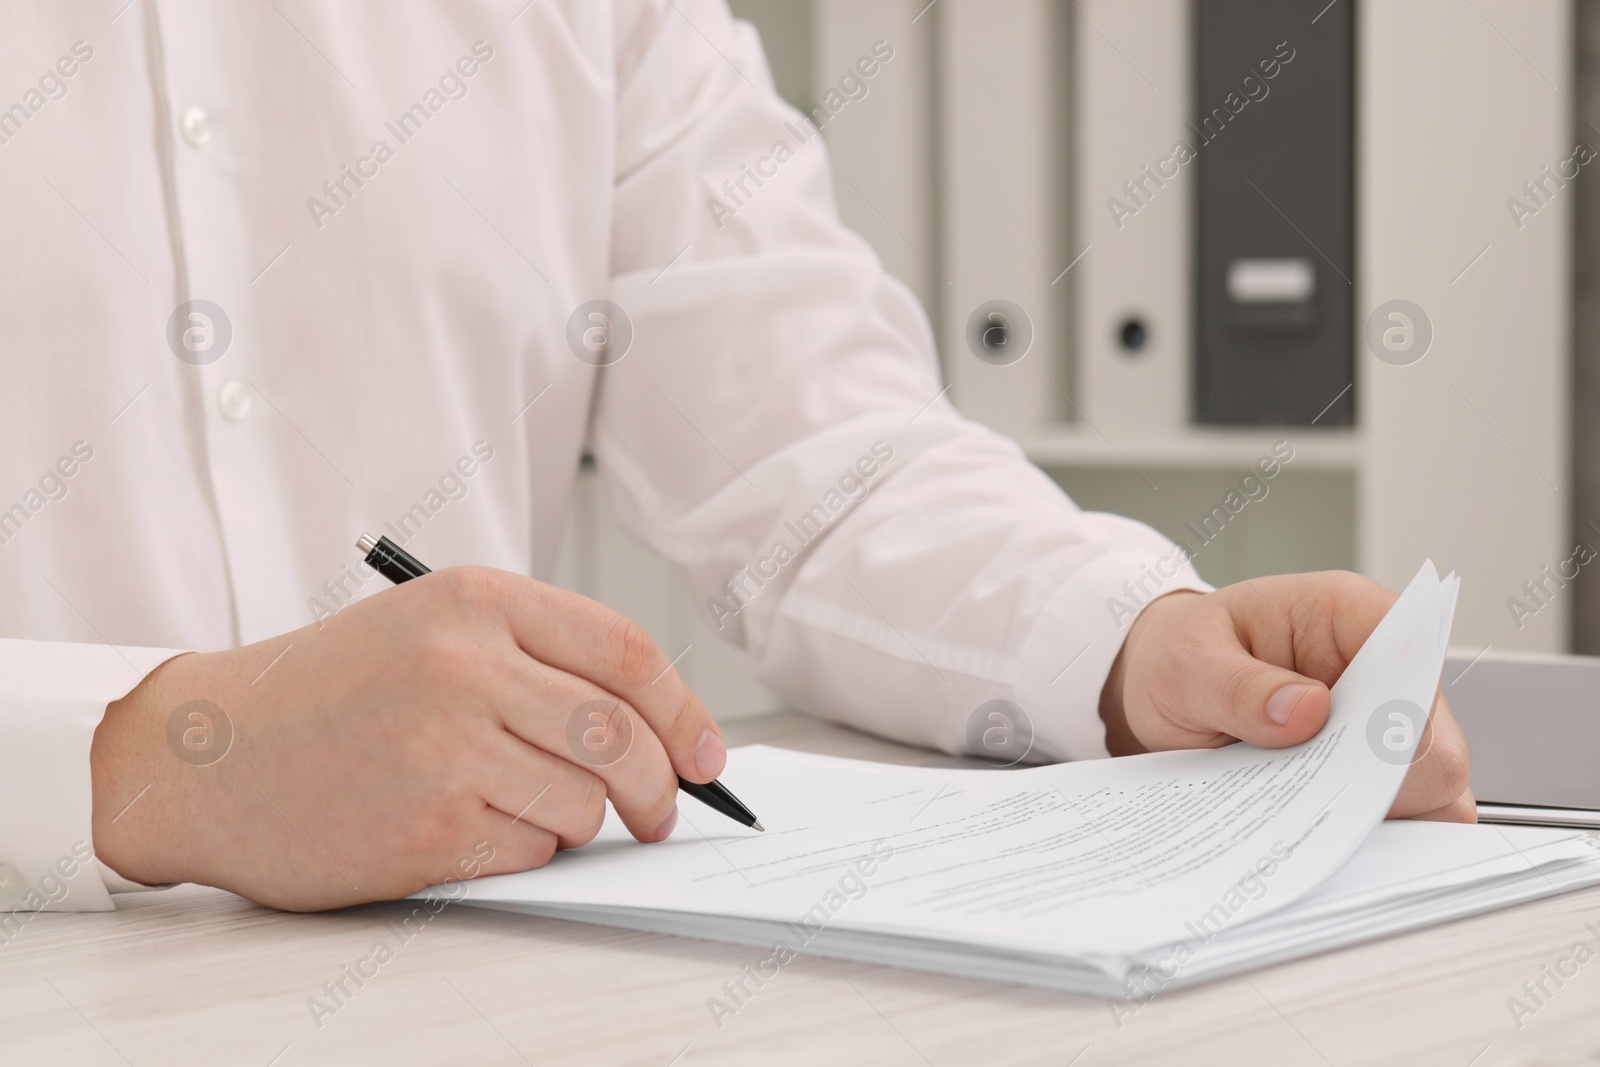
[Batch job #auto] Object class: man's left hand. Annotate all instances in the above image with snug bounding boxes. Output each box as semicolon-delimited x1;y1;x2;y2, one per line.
1098;570;1476;823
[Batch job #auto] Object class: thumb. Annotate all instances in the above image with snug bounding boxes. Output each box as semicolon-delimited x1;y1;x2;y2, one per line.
1185;647;1330;748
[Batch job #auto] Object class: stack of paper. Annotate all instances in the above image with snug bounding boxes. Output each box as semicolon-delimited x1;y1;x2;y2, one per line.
436;563;1600;996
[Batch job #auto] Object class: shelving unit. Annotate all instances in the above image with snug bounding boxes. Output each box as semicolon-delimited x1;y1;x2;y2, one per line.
910;0;1569;652
559;1;1575;725
1014;425;1363;471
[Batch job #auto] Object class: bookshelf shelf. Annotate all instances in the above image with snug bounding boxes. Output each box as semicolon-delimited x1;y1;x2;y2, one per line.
1013;424;1362;471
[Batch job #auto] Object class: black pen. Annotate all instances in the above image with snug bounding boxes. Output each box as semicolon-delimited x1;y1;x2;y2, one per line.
355;533;764;832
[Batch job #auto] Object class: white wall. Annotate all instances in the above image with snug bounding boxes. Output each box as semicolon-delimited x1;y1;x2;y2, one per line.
1359;0;1571;651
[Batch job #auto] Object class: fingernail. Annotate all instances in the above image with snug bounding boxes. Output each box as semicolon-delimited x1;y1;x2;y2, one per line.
1267;683;1316;725
654;806;678;840
695;728;726;778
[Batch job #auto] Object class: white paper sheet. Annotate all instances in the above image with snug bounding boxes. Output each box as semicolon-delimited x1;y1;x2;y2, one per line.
444;562;1470;963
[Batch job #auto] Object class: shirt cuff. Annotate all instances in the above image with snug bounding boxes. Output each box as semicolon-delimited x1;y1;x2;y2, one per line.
1015;547;1212;763
0;639;188;914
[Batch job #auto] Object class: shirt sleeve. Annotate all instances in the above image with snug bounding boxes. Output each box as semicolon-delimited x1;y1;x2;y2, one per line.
594;0;1211;762
0;640;186;915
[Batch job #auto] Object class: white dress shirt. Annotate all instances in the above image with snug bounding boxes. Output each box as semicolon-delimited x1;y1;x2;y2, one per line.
0;0;1205;912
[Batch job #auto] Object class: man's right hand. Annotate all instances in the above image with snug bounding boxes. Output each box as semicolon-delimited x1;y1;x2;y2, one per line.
88;567;726;911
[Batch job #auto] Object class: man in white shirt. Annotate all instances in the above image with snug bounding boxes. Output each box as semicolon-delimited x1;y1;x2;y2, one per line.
0;1;1470;914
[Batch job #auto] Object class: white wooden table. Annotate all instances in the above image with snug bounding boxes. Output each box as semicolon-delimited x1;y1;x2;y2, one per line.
3;711;1599;1066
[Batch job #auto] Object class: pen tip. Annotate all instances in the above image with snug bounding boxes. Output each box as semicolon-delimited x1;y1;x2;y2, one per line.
356;532;378;555
752;820;765;833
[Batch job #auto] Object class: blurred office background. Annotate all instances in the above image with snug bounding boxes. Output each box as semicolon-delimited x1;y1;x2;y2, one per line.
557;0;1593;719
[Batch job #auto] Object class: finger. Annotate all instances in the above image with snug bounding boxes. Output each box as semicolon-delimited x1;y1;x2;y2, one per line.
1221;571;1398;688
1400;788;1478;824
474;730;608;850
442;568;726;783
1388;693;1474;820
466;805;560;877
477;648;680;845
1157;618;1332;748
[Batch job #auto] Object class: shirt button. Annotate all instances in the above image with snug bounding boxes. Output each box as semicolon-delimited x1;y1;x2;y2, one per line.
218;380;252;421
180;105;211;147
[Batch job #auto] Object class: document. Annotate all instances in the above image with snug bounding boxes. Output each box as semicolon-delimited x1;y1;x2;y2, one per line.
437;563;1600;995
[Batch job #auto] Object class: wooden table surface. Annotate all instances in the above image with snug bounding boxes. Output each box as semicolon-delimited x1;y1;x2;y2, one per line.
3;711;1600;1067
